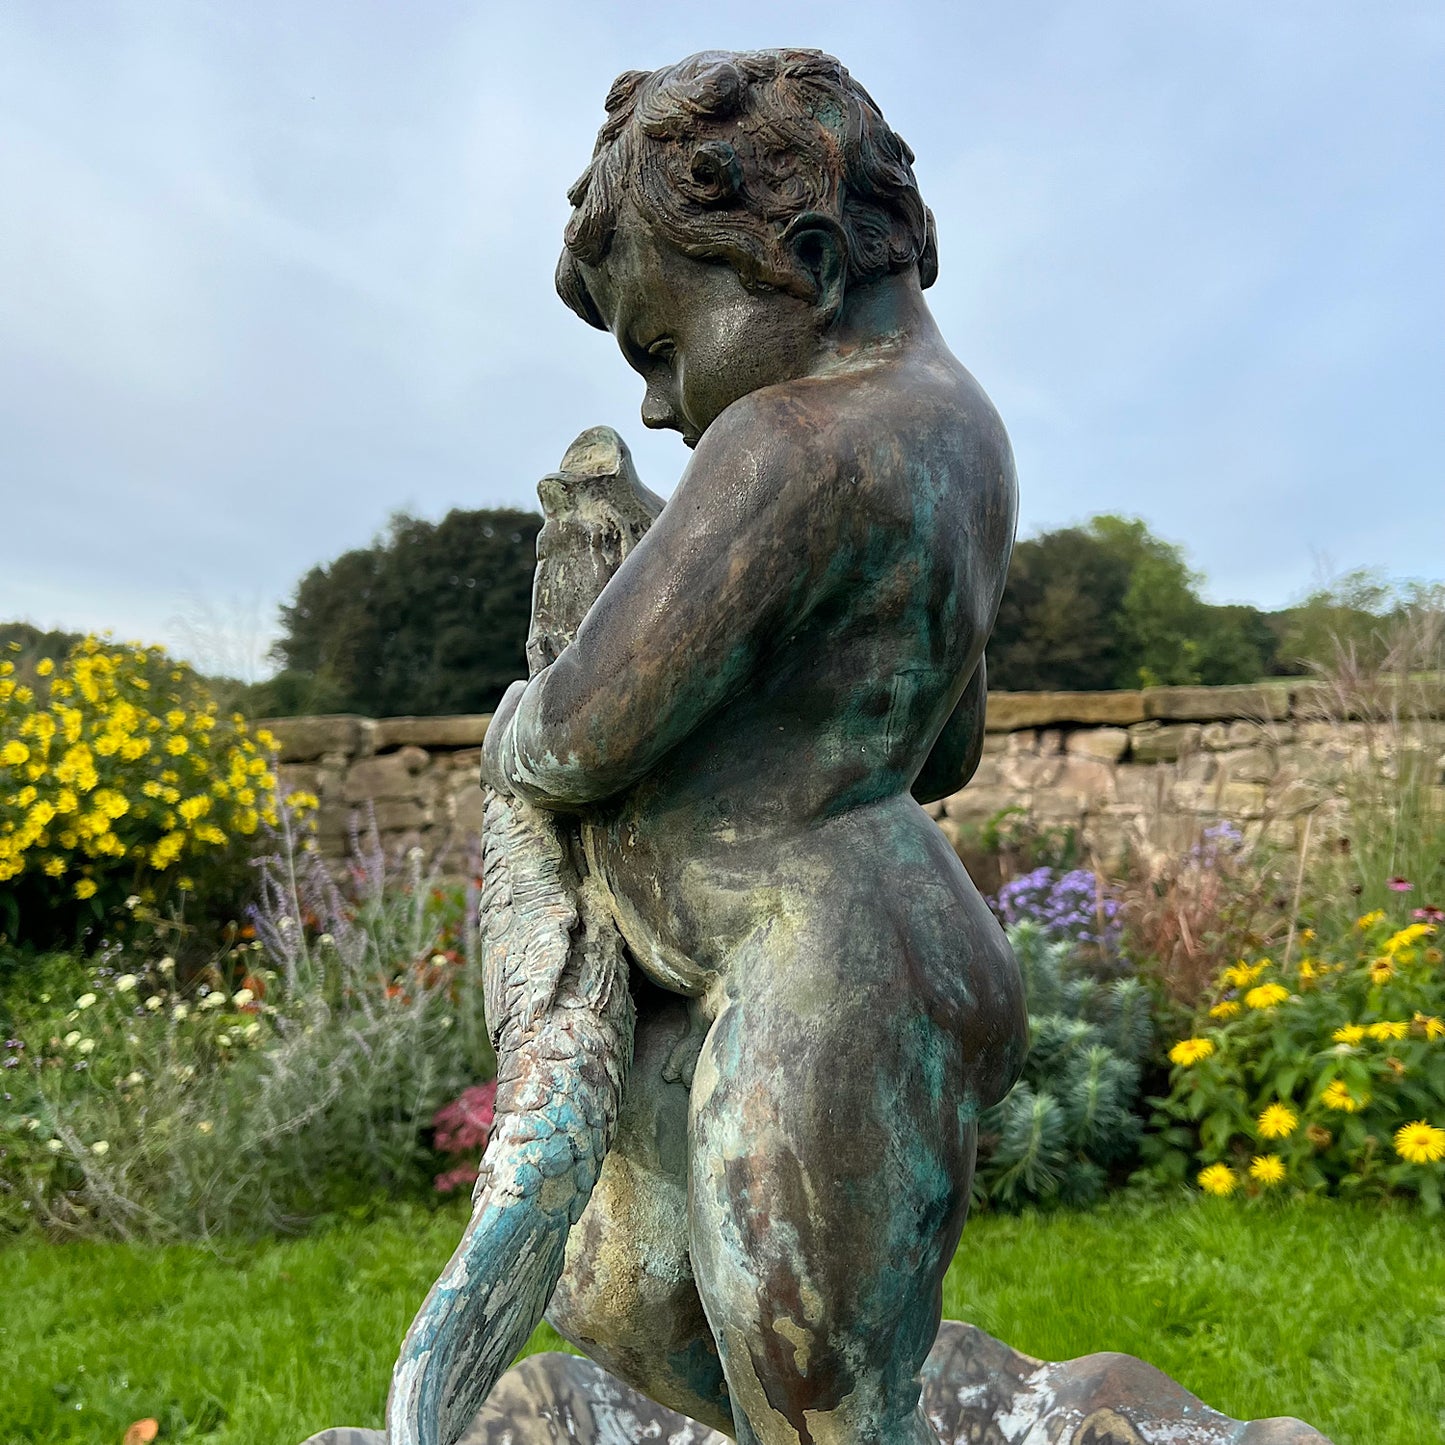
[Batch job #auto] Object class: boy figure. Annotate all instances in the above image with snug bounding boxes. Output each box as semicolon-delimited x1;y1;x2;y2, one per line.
483;49;1027;1445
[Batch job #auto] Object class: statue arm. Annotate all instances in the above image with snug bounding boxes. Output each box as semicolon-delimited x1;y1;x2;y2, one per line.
487;407;820;810
910;654;988;805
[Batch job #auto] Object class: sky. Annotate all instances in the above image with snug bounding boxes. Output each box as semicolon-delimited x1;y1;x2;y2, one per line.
2;1;1442;678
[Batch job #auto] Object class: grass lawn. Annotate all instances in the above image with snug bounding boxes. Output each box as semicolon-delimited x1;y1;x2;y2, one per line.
3;1196;1441;1445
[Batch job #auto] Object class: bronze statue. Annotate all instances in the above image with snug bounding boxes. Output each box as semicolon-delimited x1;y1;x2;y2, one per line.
388;47;1027;1445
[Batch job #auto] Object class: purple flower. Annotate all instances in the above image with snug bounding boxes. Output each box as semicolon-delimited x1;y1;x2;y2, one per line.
1387;877;1414;893
991;867;1120;953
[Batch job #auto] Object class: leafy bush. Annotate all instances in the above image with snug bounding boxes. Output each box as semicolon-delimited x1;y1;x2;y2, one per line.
1146;902;1445;1210
0;635;280;950
0;807;492;1239
975;922;1153;1209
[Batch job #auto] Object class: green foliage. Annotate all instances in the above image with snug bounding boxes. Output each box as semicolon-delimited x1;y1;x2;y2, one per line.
269;507;542;718
988;514;1277;691
0;814;492;1240
1146;910;1445;1210
975;923;1152;1209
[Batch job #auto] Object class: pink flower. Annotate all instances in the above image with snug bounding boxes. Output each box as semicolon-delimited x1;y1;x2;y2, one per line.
1413;905;1445;923
434;1164;480;1195
433;1080;496;1155
1387;877;1414;893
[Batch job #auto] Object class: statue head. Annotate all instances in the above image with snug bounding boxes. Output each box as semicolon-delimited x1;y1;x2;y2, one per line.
556;49;938;446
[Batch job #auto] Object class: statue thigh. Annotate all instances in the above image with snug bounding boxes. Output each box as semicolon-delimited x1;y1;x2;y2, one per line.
686;939;977;1445
546;984;735;1436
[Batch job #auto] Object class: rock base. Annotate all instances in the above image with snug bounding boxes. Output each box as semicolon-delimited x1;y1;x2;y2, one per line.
300;1319;1331;1444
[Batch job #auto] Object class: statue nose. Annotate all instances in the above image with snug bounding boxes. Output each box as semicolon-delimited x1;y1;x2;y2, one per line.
641;385;679;431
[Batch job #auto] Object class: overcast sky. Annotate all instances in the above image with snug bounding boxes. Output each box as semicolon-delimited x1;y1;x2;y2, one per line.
2;1;1441;678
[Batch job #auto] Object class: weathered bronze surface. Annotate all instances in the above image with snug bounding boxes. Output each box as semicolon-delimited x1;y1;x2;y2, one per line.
321;1321;1332;1445
374;45;1332;1445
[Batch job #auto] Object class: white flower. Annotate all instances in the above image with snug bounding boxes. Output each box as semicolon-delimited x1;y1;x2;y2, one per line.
159;956;176;975
242;1021;261;1041
144;995;163;1011
46;1138;64;1154
439;1016;454;1030
231;988;253;1007
76;993;97;1010
217;1032;232;1047
76;1038;96;1055
278;915;294;932
91;1140;110;1156
200;992;226;1011
124;894;140;909
63;1030;82;1048
171;1004;190;1022
123;1071;144;1087
114;974;137;993
431;954;447;966
171;1063;196;1082
197;1120;214;1135
407;845;424;860
24;1117;41;1132
317;933;335;946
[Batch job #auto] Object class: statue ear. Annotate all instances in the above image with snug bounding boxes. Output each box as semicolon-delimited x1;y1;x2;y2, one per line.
781;212;848;324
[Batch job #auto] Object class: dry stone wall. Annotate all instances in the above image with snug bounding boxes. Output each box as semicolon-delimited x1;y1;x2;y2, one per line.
262;682;1445;876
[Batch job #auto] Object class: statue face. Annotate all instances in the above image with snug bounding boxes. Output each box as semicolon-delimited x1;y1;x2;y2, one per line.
579;200;823;448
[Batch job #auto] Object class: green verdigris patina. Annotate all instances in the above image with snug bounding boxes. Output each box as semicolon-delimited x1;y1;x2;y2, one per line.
387;47;1026;1445
311;48;1337;1445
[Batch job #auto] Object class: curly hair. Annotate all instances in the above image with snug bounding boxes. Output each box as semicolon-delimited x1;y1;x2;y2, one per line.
556;49;938;329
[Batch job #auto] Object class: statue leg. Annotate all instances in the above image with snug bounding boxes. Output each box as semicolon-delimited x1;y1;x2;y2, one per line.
687;946;976;1445
546;985;734;1435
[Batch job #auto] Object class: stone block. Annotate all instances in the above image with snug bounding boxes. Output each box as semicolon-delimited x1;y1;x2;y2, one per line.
1065;727;1129;762
1176;751;1218;785
985;690;1145;731
259;714;373;763
373;714;492;751
1275;778;1332;817
943;785;1016;822
1002;754;1064;789
342;746;432;803
1056;756;1116;800
1217;782;1270;818
1143;685;1290;722
1036;728;1064;755
1114;766;1168;806
1200;723;1229;750
371;799;434;832
1128;722;1202;764
1215;747;1276;785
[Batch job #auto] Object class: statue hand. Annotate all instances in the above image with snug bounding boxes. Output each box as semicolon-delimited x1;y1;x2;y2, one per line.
481;679;529;796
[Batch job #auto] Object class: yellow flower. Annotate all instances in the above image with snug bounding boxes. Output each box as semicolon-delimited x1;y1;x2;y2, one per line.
1198;1163;1238;1196
1;740;30;767
1209;1000;1242;1020
1332;1024;1365;1045
1383;924;1432;957
1322;1080;1366;1113
1169;1037;1216;1067
42;856;65;877
1223;960;1269;988
1257;1103;1298;1140
1245;982;1290;1011
1414;1014;1445;1042
164;735;189;756
1249;1154;1286;1186
1369;958;1395;986
74;878;98;900
1393;1121;1445;1165
1356;909;1385;930
1366;1020;1408;1042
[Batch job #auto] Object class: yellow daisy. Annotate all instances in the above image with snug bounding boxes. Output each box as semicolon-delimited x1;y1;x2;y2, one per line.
1321;1080;1366;1113
1332;1024;1365;1045
1249;1154;1286;1186
1256;1103;1298;1140
1245;982;1290;1011
1198;1163;1238;1197
1169;1038;1216;1067
1393;1121;1445;1165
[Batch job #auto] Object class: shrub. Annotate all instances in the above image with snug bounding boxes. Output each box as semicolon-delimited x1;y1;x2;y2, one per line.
432;1081;497;1195
0;807;493;1239
1146;901;1445;1211
0;635;280;950
975;922;1154;1209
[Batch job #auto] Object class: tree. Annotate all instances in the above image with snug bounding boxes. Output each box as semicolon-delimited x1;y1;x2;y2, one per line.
989;515;1274;692
269;508;542;717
